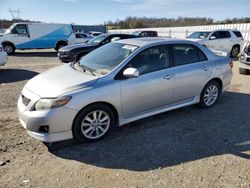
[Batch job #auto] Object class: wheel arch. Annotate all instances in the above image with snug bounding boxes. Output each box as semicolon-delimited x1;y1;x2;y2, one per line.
72;101;119;130
55;40;68;48
204;77;223;93
2;41;16;48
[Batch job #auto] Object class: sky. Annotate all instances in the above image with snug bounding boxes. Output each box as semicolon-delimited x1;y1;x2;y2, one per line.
0;0;249;25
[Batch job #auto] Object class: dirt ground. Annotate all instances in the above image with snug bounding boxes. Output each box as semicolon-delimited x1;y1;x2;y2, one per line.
0;49;250;188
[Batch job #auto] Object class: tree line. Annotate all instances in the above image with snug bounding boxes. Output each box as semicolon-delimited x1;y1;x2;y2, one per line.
105;17;250;29
1;17;250;30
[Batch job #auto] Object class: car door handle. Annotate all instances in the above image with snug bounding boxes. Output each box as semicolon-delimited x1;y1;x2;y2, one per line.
202;67;209;71
163;75;174;80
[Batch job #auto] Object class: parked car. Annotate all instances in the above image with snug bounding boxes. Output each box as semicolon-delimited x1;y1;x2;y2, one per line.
0;22;81;54
88;31;103;37
74;33;93;43
58;33;137;63
239;41;250;74
186;29;244;58
0;44;8;66
132;30;158;37
18;38;233;143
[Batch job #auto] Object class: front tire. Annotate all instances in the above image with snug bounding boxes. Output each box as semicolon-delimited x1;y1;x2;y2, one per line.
199;81;220;108
3;43;15;55
73;104;115;143
230;46;240;58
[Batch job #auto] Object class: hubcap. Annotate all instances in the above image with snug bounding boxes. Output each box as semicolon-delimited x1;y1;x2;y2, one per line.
4;45;13;54
81;110;110;139
203;84;219;106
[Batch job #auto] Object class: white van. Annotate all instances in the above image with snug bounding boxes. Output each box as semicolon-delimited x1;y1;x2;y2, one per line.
0;22;78;54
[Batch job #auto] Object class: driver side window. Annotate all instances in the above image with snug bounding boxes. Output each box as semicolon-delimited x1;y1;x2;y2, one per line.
128;45;170;75
12;24;28;35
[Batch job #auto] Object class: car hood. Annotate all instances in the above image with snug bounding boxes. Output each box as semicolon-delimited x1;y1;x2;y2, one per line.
186;38;206;43
25;64;98;98
59;43;97;52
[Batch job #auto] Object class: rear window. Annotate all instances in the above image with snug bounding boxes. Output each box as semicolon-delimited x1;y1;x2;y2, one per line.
233;31;243;38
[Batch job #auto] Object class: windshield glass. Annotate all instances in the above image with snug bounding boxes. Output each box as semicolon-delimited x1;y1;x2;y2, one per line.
132;31;140;36
187;31;211;39
4;24;16;34
86;34;107;45
79;42;138;75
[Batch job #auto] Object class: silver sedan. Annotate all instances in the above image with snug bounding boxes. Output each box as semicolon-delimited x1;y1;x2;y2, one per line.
17;38;233;143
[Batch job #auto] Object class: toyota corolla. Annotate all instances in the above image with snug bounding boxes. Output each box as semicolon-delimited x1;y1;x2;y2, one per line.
17;38;233;143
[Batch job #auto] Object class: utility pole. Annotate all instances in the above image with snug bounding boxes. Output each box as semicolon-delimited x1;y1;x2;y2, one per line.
9;8;21;20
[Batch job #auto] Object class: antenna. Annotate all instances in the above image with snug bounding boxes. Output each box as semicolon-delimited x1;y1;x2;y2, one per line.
9;8;21;19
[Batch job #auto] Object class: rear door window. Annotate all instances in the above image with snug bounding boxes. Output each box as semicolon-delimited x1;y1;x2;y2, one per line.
171;44;207;66
233;31;243;38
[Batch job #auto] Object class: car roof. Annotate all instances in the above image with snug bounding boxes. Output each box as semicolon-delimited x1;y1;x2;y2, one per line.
115;37;198;47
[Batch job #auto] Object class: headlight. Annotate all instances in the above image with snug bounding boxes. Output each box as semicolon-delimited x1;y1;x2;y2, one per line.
34;96;72;110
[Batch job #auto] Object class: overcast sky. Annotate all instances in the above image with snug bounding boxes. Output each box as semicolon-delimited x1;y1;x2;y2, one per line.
0;0;249;25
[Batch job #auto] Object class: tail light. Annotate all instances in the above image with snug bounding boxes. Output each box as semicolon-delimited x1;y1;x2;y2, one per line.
229;61;233;68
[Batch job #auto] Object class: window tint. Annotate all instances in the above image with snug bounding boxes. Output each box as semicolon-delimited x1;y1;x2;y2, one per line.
172;44;199;66
211;31;231;39
197;48;208;61
218;31;231;38
128;45;170;74
13;24;28;34
233;31;243;37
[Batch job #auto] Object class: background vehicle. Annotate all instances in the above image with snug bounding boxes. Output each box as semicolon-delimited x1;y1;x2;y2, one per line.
0;44;7;66
0;22;81;54
58;33;137;63
18;38;233;143
132;31;158;37
239;41;250;74
88;31;103;37
186;29;244;58
74;33;93;43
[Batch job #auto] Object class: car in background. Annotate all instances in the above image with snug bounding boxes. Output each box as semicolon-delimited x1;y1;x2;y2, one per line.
74;33;93;43
0;44;7;66
239;41;250;74
0;22;86;54
186;29;244;58
58;33;137;63
18;38;233;143
132;31;158;37
88;31;103;37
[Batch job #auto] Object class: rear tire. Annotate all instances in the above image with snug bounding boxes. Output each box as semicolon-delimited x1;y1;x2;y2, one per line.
72;104;115;143
239;68;249;75
199;81;221;108
3;43;15;55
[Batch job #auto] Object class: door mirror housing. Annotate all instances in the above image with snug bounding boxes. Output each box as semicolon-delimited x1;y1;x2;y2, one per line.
210;36;216;40
123;67;139;78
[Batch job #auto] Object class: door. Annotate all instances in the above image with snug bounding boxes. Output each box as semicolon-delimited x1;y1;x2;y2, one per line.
207;31;232;52
171;43;212;103
120;45;175;118
10;24;30;49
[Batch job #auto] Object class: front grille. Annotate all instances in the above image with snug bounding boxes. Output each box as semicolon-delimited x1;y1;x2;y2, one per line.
21;95;31;106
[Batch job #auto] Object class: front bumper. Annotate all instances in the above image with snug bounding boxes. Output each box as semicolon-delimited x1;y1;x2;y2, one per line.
58;52;75;63
17;88;78;142
239;53;250;70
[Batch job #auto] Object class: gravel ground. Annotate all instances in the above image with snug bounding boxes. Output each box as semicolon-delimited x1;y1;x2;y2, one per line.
0;50;250;188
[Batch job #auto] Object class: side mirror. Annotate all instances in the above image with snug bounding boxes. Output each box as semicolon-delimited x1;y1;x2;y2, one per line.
123;67;139;78
210;36;216;40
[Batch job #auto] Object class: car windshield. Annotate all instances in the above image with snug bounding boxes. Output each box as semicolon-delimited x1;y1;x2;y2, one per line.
132;31;140;36
86;34;107;45
187;32;211;39
78;42;138;75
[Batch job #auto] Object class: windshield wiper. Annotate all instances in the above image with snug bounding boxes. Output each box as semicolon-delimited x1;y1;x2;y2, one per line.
75;61;96;76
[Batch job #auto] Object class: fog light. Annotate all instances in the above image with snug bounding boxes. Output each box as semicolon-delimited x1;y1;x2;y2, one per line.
39;125;49;133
